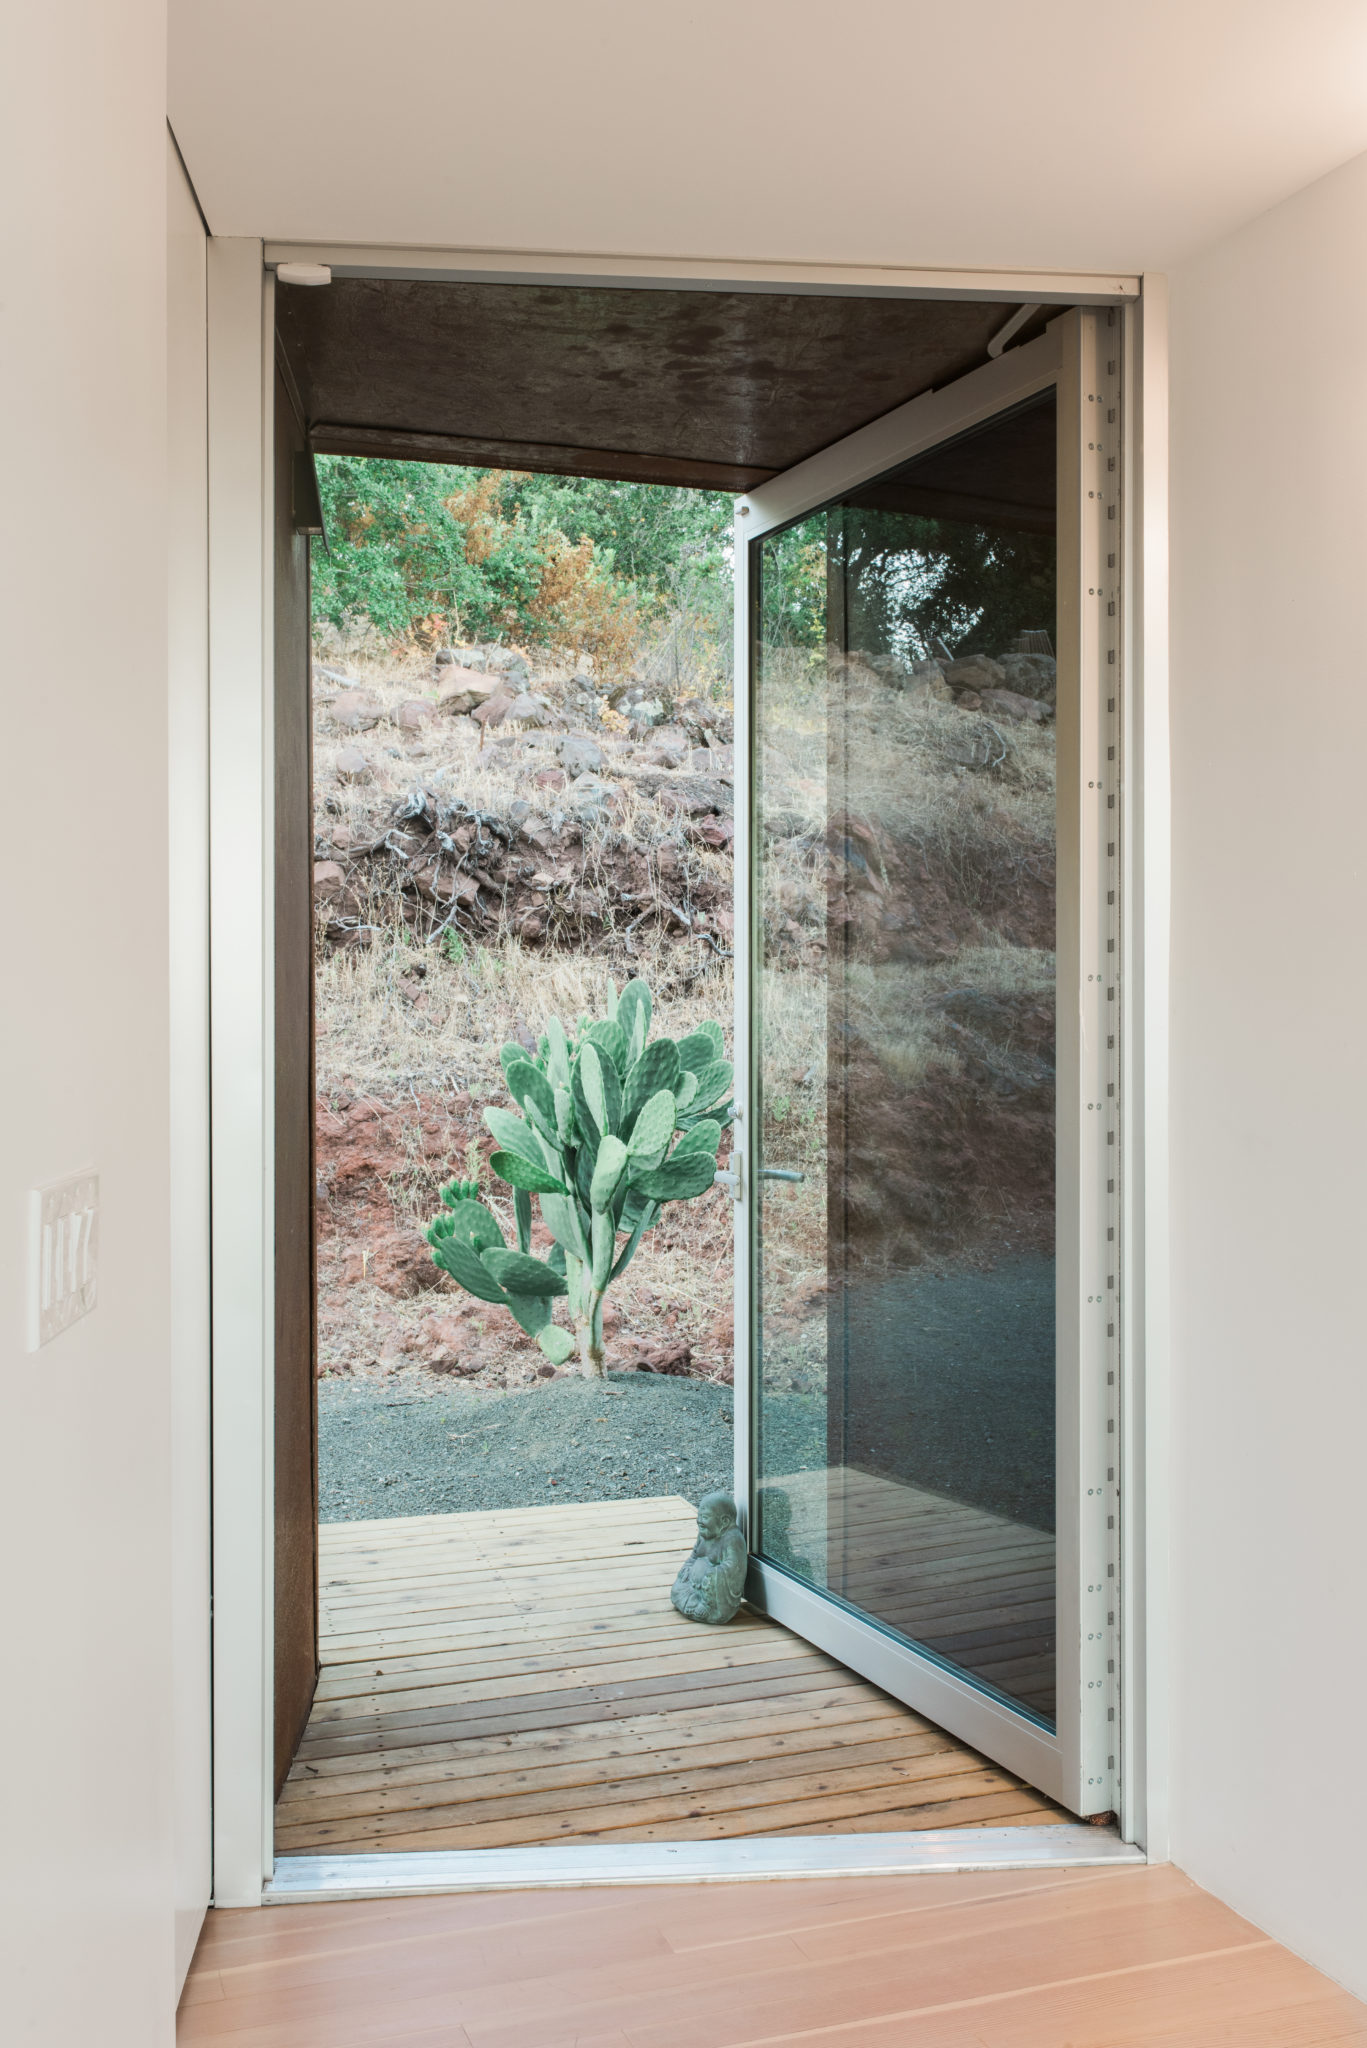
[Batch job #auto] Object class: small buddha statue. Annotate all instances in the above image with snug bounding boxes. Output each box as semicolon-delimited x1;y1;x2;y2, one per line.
671;1491;748;1625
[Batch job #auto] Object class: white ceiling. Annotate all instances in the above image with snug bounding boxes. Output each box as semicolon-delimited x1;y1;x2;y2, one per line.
170;0;1367;275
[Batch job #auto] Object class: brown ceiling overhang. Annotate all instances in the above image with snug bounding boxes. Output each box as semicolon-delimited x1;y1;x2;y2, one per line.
306;422;773;493
276;277;1056;493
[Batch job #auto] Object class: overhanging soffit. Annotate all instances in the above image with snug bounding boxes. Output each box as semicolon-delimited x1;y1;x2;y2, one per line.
275;277;1056;492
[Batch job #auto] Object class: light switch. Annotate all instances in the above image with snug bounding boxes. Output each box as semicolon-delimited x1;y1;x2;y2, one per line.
27;1172;98;1350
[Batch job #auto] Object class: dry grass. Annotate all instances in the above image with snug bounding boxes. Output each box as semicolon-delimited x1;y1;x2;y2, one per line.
316;930;731;1105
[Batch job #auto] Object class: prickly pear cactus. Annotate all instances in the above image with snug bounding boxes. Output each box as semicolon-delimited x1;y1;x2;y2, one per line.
424;977;733;1376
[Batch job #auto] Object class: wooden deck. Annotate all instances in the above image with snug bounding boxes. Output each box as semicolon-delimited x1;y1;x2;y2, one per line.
181;1865;1367;2047
276;1497;1067;1853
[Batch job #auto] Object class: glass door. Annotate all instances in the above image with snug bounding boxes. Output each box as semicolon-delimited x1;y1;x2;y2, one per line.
732;312;1119;1813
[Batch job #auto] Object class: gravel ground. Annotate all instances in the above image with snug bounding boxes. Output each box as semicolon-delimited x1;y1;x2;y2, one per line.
319;1372;735;1522
840;1254;1056;1530
321;1256;1053;1531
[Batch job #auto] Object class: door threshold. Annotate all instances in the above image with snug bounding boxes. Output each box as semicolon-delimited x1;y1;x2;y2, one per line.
265;1826;1144;1903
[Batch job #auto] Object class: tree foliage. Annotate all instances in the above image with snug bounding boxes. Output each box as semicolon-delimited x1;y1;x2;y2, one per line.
758;506;1056;662
311;457;733;668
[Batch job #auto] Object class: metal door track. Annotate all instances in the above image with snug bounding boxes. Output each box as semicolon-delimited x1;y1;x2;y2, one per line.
264;1826;1144;1903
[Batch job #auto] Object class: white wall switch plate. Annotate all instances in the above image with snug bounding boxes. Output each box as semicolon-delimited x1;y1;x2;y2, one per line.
27;1172;99;1350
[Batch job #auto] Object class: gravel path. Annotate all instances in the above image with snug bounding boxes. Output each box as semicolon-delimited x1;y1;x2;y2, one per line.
840;1254;1056;1531
321;1256;1053;1531
320;1372;735;1522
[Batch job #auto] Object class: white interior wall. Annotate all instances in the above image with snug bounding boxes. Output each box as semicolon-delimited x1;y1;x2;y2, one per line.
1167;148;1367;1998
0;3;180;2042
166;136;213;1992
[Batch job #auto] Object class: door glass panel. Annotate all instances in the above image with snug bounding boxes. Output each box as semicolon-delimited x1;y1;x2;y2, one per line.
752;392;1058;1726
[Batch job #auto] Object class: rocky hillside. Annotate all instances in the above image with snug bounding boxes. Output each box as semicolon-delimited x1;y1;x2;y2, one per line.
311;641;738;1395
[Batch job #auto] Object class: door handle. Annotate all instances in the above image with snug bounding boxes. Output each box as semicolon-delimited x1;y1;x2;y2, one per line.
715;1159;743;1200
759;1168;805;1183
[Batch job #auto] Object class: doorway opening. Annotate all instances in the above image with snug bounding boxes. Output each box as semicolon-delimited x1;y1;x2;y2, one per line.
264;275;1125;1871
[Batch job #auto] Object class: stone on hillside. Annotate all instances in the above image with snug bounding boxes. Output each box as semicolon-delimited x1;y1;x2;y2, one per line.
979;686;1051;724
905;670;953;706
613;688;665;727
955;689;984;711
654;775;733;818
395;699;433;730
636;727;690;769
334;748;372;782
505;692;555;726
471;691;514;731
568;774;616;805
557;732;605;776
312;861;346;900
690;815;735;850
437;667;504;715
673;698;735;747
330;690;384;731
945;654;1006;690
689;745;735;775
997;651;1057;702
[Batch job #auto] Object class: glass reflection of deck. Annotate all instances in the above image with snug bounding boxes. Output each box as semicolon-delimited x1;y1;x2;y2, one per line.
761;1467;1057;1724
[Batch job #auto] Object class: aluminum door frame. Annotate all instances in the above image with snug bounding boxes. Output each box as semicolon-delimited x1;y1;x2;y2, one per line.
730;313;1121;1814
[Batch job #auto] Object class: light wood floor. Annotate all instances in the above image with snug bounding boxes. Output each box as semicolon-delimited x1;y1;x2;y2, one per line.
180;1863;1367;2046
276;1497;1066;1854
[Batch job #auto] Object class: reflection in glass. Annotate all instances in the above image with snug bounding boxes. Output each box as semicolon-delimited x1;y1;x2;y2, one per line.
752;394;1059;1725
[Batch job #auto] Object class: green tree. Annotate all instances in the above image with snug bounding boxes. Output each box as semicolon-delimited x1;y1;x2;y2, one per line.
310;457;733;660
